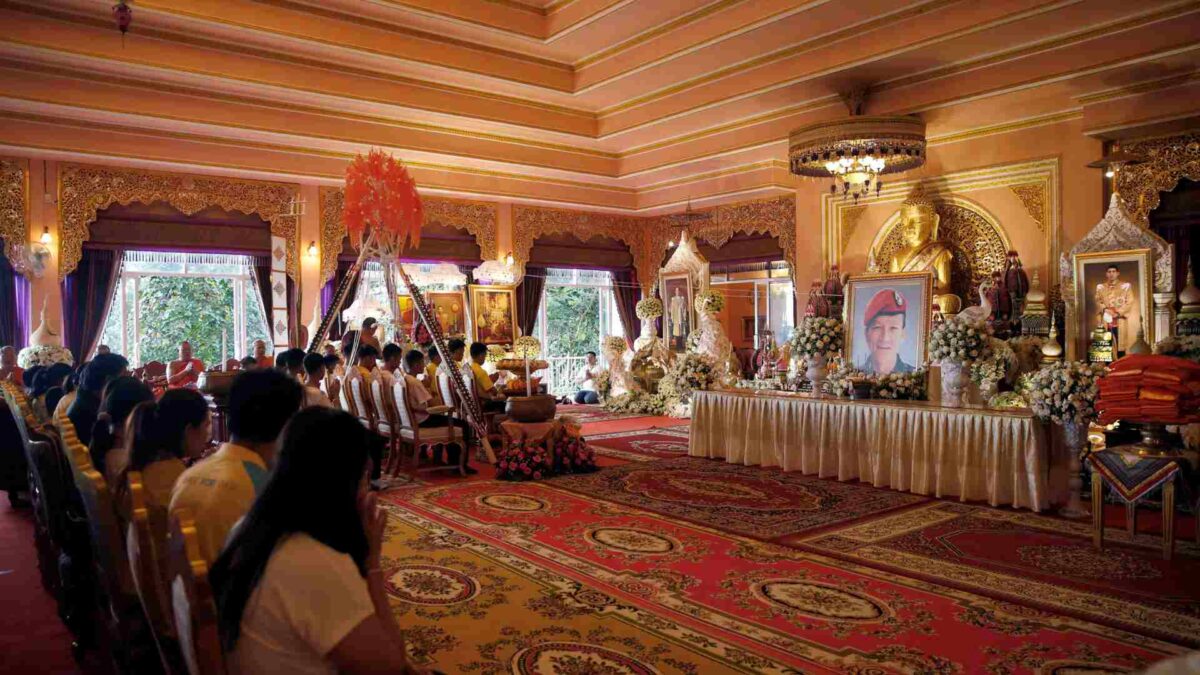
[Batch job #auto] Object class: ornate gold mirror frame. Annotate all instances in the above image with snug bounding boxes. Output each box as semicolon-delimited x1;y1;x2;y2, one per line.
0;157;29;277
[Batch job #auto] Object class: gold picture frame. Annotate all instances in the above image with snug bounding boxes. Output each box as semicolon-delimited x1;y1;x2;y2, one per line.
469;285;517;346
1072;248;1153;358
843;271;934;375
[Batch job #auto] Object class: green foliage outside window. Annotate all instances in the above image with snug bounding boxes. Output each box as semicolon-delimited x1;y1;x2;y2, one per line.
98;276;271;365
541;285;600;357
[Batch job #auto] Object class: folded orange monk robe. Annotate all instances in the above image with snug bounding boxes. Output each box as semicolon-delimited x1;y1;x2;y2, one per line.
1144;368;1185;384
1110;354;1200;373
1140;388;1180;402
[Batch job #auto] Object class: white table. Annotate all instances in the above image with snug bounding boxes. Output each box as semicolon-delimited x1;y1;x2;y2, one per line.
689;389;1058;511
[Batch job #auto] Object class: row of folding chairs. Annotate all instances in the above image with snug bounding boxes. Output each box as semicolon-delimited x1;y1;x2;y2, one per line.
1;379;226;674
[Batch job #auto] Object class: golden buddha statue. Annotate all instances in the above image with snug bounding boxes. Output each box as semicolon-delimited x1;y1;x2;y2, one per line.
880;191;962;314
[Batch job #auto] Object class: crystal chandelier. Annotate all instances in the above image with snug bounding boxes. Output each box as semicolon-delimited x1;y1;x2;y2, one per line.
788;89;927;202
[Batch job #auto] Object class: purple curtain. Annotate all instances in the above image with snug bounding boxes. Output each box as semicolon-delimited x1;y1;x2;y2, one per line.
286;277;300;347
516;265;546;337
0;248;29;348
611;268;640;348
62;247;122;360
252;254;272;317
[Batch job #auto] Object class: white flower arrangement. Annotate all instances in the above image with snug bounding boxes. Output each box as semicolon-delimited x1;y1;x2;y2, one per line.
1026;361;1106;425
601;335;628;356
593;369;612;400
928;317;991;365
485;344;508;364
635;297;664;320
874;369;928;400
604;391;669;416
1154;335;1200;363
789;317;844;358
826;364;866;397
17;344;75;369
693;290;725;315
659;352;716;403
970;338;1017;385
513;335;541;359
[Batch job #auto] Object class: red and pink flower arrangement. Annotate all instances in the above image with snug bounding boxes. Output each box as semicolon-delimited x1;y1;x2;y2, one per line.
553;434;597;474
495;441;552;481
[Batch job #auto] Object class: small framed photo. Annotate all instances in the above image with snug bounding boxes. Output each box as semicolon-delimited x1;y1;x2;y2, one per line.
469;285;517;346
662;273;693;353
1073;248;1153;357
844;271;933;375
427;291;468;337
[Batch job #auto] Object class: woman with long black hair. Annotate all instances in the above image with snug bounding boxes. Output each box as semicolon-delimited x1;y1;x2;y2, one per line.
89;375;154;484
114;388;211;510
210;407;418;674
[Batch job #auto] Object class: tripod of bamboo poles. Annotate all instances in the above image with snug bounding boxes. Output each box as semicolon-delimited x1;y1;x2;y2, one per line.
308;229;495;464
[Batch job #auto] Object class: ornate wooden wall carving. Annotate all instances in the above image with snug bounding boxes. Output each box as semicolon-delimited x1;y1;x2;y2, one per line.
1009;183;1047;232
318;187;498;284
0;158;28;276
57;163;300;281
690;195;797;280
513;194;796;294
1116;132;1200;226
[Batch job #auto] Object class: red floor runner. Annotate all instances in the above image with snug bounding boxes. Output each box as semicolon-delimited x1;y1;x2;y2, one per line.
0;502;82;675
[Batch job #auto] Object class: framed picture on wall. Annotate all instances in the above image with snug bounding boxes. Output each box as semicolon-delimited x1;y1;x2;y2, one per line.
427;291;468;337
1073;248;1152;358
469;285;517;346
844;271;933;376
662;273;693;353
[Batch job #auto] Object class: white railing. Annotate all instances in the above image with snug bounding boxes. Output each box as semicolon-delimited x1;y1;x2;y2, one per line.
544;355;587;397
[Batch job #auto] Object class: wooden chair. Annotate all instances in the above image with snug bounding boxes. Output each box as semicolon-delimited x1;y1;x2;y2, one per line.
338;372;359;416
370;377;399;469
126;471;185;672
168;508;227;675
61;410;159;671
350;375;378;433
391;377;464;476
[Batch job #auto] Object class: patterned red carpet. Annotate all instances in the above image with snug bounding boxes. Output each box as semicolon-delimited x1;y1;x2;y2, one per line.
796;500;1200;648
586;427;691;461
549;456;931;540
381;478;1188;673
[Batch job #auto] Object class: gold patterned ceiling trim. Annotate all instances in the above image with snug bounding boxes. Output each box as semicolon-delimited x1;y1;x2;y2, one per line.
1009;183;1047;233
0;157;29;277
1115;131;1200;226
318;188;499;284
57;163;300;281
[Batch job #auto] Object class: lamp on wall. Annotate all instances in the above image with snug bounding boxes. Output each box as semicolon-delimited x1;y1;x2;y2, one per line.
306;240;318;258
39;225;51;245
1087;148;1145;182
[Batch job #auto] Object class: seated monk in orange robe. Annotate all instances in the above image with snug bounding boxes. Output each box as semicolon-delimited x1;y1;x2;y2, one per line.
251;339;274;370
167;341;205;389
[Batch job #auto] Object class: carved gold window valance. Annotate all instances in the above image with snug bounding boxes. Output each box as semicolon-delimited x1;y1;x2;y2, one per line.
0;157;29;276
1115;131;1200;227
318;187;498;284
512;195;796;293
689;195;797;280
57;163;300;281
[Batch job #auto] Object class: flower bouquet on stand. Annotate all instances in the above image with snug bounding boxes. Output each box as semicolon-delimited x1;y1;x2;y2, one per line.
658;352;716;417
1026;360;1106;518
17;344;74;369
495;440;553;481
928;317;991;407
970;338;1017;404
789;317;843;397
693;290;725;315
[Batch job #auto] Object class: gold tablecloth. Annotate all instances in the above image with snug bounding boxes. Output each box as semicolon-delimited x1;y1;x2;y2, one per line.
689;390;1055;511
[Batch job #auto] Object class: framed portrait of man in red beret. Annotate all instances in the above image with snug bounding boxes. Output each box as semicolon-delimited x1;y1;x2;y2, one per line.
844;271;933;376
